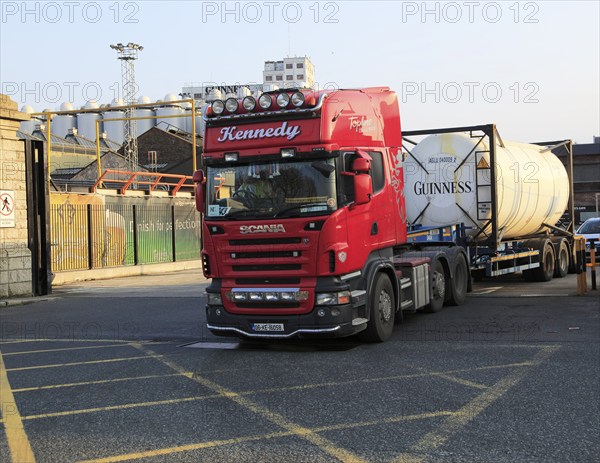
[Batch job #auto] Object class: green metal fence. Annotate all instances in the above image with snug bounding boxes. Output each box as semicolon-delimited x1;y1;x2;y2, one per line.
50;201;201;272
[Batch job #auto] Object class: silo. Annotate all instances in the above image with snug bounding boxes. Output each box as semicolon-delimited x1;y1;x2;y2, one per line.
207;89;222;102
103;98;126;145
181;101;192;133
196;104;208;137
134;95;154;137
156;93;185;132
237;86;251;99
19;105;38;134
52;102;77;138
77;100;102;140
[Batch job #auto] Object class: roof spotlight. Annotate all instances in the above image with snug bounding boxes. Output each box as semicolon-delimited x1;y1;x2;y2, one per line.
258;94;272;110
225;98;238;113
211;100;225;115
276;93;290;108
291;91;305;107
242;96;256;111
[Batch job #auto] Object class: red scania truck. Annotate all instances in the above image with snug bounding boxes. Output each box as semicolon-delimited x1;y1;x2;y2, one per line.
193;87;575;342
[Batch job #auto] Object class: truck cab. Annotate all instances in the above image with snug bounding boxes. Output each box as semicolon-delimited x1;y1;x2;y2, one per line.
194;88;463;341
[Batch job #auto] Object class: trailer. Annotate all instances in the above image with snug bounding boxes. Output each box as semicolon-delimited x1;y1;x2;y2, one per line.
402;124;576;282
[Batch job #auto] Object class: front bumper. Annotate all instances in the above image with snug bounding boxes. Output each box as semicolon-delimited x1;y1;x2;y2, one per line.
205;303;363;339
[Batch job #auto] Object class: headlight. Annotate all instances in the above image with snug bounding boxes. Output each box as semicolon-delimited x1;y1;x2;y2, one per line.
316;291;351;305
211;100;224;115
207;292;222;305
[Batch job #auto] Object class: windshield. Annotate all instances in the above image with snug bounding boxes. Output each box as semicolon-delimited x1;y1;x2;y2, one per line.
206;159;337;219
578;219;600;234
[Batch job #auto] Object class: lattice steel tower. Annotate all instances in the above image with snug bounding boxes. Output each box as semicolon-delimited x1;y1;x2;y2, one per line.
110;42;143;172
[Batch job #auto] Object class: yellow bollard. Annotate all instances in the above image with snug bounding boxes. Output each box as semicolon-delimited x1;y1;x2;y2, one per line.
575;236;587;296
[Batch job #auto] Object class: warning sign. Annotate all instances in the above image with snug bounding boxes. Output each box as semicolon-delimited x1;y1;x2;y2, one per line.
0;190;15;228
476;156;490;169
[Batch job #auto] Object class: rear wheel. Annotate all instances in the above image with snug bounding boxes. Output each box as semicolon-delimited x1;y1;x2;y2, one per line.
423;259;446;313
554;240;569;278
359;273;395;342
523;239;555;282
448;254;469;306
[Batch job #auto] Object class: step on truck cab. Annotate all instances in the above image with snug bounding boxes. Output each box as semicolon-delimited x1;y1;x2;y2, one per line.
193;87;469;342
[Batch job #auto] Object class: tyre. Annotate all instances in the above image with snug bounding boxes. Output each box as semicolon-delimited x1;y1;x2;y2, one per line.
448;254;469;306
359;273;395;342
553;240;569;278
523;239;555;282
423;259;446;313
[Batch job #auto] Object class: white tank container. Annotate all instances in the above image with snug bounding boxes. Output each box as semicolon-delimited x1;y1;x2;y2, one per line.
103;98;126;144
77;100;102;140
403;133;570;240
52;102;77;138
134;95;154;137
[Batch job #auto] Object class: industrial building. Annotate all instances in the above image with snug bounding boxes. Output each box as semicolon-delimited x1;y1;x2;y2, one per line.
181;55;315;101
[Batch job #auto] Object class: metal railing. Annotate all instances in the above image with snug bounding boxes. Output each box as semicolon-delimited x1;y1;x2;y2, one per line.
91;170;195;195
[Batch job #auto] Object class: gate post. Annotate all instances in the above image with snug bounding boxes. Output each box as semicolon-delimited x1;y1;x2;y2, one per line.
0;94;33;298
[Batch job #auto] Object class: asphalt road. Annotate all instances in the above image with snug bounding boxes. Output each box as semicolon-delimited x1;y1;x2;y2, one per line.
0;271;598;463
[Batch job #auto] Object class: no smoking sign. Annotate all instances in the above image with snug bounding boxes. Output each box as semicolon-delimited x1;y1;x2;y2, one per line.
0;190;15;228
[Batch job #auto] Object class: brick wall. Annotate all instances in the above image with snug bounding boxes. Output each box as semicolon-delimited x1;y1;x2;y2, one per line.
0;94;32;297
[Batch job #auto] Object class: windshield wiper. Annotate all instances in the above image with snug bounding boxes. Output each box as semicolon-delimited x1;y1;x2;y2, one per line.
274;203;329;218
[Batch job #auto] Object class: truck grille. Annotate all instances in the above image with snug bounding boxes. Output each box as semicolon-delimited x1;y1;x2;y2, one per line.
232;264;302;272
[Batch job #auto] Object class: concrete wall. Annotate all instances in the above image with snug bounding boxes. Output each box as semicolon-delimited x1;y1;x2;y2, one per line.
0;94;32;298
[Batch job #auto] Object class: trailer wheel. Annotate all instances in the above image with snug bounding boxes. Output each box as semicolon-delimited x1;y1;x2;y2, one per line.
359;273;395;342
524;240;555;282
554;240;569;278
448;254;469;306
423;259;446;313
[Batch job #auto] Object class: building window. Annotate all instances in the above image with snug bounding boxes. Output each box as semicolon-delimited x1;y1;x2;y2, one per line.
297;74;304;80
286;75;293;81
286;63;293;69
276;75;283;81
265;75;273;81
296;63;304;68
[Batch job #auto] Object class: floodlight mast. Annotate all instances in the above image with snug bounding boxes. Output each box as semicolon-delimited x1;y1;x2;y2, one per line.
110;42;143;173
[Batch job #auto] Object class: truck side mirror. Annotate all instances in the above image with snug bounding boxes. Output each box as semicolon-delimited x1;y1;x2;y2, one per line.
354;173;372;205
193;170;205;212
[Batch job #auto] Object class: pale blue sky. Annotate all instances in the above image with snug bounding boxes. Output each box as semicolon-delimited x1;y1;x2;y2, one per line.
1;1;598;142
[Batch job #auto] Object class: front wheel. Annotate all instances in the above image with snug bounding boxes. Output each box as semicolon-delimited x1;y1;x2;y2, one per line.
359;273;395;342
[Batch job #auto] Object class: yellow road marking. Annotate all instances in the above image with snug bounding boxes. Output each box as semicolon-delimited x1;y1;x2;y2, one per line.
132;343;367;463
228;361;532;397
22;394;222;421
77;430;295;462
0;349;36;462
2;344;132;356
391;346;560;463
12;373;185;393
77;411;454;463
406;366;487;390
0;338;137;345
6;355;154;372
